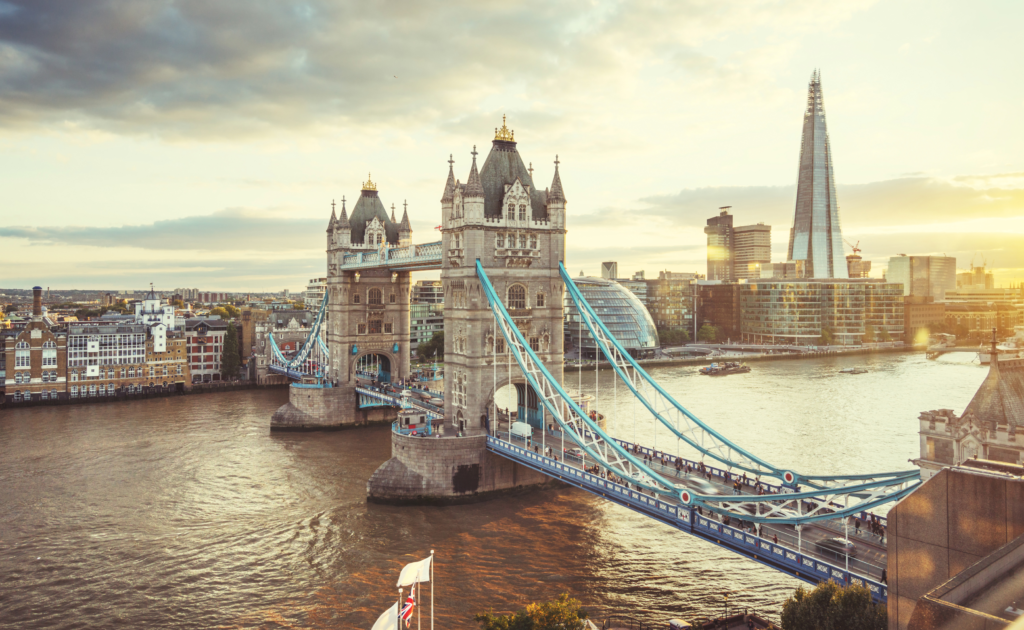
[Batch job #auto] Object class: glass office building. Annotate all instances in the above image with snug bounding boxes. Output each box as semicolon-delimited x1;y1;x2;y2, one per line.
564;277;660;359
741;279;904;345
886;255;957;301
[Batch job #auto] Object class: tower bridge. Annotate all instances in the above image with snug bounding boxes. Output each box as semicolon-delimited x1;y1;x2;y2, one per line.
269;117;914;602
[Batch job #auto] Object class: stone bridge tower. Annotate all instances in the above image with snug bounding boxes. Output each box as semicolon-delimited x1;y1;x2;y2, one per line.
441;118;567;433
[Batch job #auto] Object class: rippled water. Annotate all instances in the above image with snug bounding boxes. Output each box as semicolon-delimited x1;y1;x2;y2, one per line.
0;353;986;629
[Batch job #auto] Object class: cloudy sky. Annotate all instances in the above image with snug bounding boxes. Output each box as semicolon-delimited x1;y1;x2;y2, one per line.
1;0;1022;291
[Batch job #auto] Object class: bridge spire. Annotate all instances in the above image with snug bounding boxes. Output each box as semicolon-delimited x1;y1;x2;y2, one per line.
441;154;456;203
465;145;484;197
548;154;566;203
391;203;397;223
337;196;350;228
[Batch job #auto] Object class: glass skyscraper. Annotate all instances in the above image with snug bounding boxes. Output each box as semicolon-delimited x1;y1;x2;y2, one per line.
787;70;848;279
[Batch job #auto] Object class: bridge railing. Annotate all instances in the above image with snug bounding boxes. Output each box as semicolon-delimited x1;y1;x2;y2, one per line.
487;435;888;603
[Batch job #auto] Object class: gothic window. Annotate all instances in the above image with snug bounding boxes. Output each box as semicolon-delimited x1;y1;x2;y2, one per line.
495;336;505;354
353;293;361;304
384;322;394;334
358;323;367;334
369;319;383;334
530;235;537;249
368;288;383;305
519;234;527;249
536;293;545;307
507;202;514;218
530;337;539;351
518;204;526;221
496;233;504;248
507;284;526;310
389;293;396;304
376;234;382;245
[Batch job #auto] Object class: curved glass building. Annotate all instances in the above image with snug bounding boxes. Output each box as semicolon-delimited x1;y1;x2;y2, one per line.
564;277;660;359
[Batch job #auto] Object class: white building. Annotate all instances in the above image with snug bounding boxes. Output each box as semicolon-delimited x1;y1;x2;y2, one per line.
134;285;175;352
305;277;327;312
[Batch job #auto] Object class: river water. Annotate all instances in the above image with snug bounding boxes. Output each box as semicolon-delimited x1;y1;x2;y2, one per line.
0;352;986;629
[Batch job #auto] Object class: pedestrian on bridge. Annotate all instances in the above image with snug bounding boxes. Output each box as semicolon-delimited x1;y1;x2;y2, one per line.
854;518;861;536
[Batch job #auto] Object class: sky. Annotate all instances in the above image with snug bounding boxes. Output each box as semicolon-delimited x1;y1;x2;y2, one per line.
1;0;1023;291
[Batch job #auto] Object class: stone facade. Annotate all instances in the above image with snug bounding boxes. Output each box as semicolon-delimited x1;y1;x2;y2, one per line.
271;383;397;430
440;125;567;433
367;431;554;504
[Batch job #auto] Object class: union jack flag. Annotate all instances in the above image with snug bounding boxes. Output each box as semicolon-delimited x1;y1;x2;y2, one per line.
400;584;416;628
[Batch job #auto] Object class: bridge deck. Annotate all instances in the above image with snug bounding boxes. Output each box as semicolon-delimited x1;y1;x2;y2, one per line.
485;433;889;603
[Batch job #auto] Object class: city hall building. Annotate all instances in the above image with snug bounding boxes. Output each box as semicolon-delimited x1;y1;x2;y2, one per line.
740;278;905;345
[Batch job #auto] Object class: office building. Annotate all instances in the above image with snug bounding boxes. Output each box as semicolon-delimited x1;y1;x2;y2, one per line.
412;280;444;304
3;287;67;403
733;224;771;280
564;277;659;359
617;277;648;305
67;322;148;398
957;263;995;290
759;261;807;280
704;208;733;281
411;303;444;351
184;318;229;382
600;262;618;280
740;279;904;345
305;278;327;312
786;70;848;279
846;253;871;279
698;283;742;342
646;271;701;333
904;296;946;345
886;255;957;301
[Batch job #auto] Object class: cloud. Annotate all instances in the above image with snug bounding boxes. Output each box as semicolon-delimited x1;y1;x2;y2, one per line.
0;0;876;139
0;209;324;251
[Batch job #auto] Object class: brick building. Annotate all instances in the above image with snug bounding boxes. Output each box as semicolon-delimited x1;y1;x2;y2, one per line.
184;318;228;382
3;287;67;404
904;296;946;346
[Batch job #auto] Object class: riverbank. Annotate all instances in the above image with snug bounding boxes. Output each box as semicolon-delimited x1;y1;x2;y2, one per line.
570;344;915;371
0;381;287;410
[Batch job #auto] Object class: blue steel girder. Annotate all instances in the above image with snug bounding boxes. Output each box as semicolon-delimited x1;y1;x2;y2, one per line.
268;289;330;379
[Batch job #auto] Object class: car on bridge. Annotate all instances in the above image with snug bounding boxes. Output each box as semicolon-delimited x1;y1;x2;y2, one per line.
815;537;857;561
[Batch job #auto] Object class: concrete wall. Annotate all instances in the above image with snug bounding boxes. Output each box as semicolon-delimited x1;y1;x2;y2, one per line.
367;431;553;504
888;467;1024;629
270;384;396;431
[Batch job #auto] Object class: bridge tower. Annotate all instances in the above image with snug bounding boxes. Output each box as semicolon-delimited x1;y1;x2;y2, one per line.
367;118;565;503
271;175;414;430
440;117;567;433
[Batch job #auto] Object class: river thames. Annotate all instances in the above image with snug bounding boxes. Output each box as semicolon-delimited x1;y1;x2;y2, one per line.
0;352;987;629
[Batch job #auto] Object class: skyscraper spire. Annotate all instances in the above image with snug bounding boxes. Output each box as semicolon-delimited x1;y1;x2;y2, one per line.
787;69;848;278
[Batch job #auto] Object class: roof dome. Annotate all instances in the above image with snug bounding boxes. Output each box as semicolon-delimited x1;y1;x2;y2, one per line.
477;118;548;219
564;277;660;358
348;186;400;245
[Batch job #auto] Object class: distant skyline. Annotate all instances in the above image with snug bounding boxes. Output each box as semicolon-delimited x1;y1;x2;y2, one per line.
1;0;1023;290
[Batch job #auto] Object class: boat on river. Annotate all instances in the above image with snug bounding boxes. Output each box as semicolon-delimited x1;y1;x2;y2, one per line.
839;367;869;374
699;362;751;376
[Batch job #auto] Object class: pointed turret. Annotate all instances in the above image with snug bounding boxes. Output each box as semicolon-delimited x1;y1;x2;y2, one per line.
327;200;337;233
390;203;397;223
399;200;413;246
548;155;565;203
441;154;456;203
337;197;350;229
465;145;484;198
333;196;351;249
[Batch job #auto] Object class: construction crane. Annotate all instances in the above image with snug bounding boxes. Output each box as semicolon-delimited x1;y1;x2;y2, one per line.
843;239;861;255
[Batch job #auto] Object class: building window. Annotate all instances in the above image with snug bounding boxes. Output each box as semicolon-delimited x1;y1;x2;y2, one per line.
495;337;505;354
369;319;383;334
389;293;396;304
368;288;383;305
71;386;79;398
497;233;505;248
507;202;514;218
13;391;22;402
507;284;527;309
536;293;545;307
530;336;539;351
384;322;394;334
358;323;367;334
354;293;361;304
519;234;527;249
530;235;537;249
518;204;526;221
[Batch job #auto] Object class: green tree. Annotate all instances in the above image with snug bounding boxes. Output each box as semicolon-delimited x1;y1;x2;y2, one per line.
221;322;241;379
417;331;444;361
781;580;886;630
657;327;690;347
216;304;240;318
209;306;230;319
862;323;876;344
818;326;834;346
475;593;588;630
879;328;892;343
697;323;718;343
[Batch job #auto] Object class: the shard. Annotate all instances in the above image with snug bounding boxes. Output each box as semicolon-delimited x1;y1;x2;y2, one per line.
787;70;848;278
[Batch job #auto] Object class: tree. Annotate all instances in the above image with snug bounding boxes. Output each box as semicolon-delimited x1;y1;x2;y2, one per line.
818;326;834;346
209;306;230;319
879;328;892;343
780;580;886;630
697;323;718;343
216;304;240;318
657;327;690;347
475;593;588;630
862;323;876;344
221;322;241;379
417;331;444;361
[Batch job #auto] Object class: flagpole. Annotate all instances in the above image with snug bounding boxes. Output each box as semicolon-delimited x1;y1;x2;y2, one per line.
398;588;403;630
430;549;435;630
418;581;421;630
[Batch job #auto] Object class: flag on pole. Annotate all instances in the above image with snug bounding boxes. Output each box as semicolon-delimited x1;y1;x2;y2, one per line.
371;602;399;630
400;584;416;628
396;556;432;586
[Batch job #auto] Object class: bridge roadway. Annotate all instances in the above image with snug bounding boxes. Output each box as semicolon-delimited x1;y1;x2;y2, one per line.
485;430;889;603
